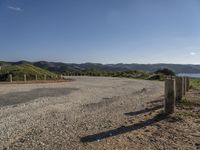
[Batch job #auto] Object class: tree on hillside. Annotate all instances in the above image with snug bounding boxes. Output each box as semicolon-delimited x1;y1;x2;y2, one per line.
155;68;175;76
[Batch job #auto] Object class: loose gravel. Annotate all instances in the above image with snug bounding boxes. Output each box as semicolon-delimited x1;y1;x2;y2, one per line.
0;76;164;149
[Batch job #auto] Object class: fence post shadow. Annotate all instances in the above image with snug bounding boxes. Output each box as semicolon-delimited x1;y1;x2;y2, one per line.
124;104;163;116
80;112;168;143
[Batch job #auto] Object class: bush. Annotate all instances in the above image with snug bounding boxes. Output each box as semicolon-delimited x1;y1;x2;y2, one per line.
155;68;175;76
147;74;164;81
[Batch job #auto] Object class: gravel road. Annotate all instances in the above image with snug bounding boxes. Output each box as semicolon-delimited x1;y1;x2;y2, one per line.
0;76;164;149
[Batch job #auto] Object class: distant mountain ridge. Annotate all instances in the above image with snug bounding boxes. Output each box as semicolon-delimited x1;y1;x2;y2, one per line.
1;61;200;74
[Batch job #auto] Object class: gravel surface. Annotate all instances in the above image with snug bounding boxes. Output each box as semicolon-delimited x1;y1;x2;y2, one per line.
0;76;164;149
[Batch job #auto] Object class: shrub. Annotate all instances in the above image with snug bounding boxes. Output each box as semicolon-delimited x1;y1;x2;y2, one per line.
155;68;175;76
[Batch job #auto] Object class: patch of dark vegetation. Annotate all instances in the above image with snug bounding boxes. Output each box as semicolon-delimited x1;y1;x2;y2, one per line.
154;68;175;76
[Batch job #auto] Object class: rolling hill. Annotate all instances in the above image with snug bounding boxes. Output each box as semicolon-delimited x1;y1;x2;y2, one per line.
1;61;200;74
0;62;58;81
33;61;200;74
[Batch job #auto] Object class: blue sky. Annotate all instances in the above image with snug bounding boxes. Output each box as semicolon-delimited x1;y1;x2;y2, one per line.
0;0;200;64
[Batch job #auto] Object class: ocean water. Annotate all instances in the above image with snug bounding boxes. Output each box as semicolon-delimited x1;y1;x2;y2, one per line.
178;73;200;78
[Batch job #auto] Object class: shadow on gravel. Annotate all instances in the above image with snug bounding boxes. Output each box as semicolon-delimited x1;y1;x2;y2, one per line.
147;99;164;104
80;113;168;143
0;88;78;107
124;105;164;116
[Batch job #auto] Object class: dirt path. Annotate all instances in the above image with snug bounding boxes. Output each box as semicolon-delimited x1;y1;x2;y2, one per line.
0;76;165;149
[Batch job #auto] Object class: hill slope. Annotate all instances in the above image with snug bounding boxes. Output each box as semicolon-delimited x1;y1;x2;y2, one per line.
1;61;200;74
0;63;58;81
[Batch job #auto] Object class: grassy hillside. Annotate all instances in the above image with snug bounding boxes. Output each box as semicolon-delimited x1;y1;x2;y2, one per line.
0;63;58;81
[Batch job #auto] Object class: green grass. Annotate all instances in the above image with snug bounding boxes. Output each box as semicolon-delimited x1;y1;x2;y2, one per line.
190;78;200;89
177;98;200;108
0;63;58;81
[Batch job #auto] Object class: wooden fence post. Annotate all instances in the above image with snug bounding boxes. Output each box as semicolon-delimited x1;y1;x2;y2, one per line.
184;77;187;94
175;77;182;101
182;77;186;96
165;79;175;115
24;74;27;82
186;77;190;91
44;74;47;80
9;74;12;83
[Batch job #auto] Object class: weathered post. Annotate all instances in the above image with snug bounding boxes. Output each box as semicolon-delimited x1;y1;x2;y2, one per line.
35;74;38;81
9;74;12;83
175;77;183;101
44;74;46;80
186;77;190;91
185;77;187;92
165;79;175;115
184;77;187;94
182;77;186;96
24;74;27;82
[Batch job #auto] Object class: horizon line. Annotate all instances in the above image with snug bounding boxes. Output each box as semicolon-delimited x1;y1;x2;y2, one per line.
0;60;200;65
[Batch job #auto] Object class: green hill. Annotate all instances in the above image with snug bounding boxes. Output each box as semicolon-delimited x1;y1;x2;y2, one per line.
0;63;58;81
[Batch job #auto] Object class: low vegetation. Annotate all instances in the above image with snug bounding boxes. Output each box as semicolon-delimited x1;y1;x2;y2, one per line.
176;78;200;119
177;98;200;109
62;68;173;81
190;78;200;89
154;68;175;76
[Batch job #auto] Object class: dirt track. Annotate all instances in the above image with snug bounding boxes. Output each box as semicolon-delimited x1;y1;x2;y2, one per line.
0;76;165;149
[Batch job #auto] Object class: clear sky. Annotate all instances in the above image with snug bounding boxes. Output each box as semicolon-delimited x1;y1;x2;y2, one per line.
0;0;200;64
